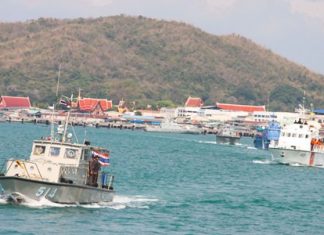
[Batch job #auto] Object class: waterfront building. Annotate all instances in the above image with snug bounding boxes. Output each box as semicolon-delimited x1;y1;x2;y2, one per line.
0;96;31;109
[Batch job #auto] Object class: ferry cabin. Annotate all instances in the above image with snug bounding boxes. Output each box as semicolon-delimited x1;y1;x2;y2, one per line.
269;123;318;151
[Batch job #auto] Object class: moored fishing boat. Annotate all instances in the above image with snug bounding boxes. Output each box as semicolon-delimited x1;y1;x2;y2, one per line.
0;111;115;204
268;120;324;167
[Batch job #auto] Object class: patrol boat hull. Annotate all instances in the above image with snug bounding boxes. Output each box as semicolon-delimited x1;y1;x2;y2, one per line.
0;176;114;204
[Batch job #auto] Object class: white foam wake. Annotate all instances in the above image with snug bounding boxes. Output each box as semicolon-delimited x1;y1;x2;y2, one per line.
0;194;159;210
197;140;217;145
97;195;159;210
252;159;273;165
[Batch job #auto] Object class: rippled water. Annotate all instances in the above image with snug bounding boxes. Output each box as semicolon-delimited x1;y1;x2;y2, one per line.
0;123;323;234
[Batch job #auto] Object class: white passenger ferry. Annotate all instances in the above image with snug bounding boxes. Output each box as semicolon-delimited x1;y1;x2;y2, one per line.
268;120;324;167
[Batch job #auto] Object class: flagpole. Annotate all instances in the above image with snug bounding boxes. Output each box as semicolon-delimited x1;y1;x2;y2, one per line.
50;64;61;141
62;94;73;143
56;63;61;97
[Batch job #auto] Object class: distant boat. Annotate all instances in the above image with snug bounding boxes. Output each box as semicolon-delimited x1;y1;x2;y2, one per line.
216;124;241;145
268;120;324;167
144;120;201;134
253;121;281;150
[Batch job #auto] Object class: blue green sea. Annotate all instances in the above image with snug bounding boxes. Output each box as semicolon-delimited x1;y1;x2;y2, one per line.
0;123;323;234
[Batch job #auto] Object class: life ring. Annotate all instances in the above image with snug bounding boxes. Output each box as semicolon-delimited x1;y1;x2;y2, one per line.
66;149;76;158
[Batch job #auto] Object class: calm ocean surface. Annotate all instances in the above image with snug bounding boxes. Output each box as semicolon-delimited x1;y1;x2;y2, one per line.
0;123;323;235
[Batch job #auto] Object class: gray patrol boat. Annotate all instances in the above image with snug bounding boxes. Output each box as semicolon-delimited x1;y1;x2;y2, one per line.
216;123;241;145
0;112;115;204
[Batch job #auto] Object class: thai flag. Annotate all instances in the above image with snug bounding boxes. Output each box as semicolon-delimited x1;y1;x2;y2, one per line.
92;151;110;166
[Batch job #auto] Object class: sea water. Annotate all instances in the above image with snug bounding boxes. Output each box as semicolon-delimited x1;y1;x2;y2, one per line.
0;123;323;235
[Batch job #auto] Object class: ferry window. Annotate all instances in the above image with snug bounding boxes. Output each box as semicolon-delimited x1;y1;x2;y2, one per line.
65;149;77;159
292;133;296;137
281;132;285;137
34;145;45;155
287;133;291;137
50;147;60;156
298;134;303;138
305;134;309;138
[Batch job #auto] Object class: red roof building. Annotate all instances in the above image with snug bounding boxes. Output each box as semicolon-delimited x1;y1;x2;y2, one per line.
76;98;113;116
216;102;266;112
0;96;31;109
185;97;203;107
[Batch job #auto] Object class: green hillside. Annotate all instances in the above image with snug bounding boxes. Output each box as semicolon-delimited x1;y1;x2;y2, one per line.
0;15;323;111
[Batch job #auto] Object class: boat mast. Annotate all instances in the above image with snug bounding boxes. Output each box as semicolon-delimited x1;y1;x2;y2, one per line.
50;63;62;141
62;94;73;143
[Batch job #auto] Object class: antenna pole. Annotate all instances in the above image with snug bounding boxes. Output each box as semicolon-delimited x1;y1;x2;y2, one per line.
62;94;73;143
50;104;55;141
56;64;61;97
51;63;61;141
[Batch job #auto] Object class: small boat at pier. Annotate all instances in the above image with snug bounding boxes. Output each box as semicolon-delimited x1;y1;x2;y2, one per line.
144;119;201;134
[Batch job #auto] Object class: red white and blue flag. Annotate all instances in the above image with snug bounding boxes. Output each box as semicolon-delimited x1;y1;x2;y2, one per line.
92;150;110;166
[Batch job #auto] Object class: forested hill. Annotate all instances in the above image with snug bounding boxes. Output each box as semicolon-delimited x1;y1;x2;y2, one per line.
0;15;323;111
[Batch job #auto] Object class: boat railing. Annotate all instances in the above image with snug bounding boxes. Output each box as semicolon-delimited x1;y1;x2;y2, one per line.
107;174;114;190
89;171;114;190
1;159;44;180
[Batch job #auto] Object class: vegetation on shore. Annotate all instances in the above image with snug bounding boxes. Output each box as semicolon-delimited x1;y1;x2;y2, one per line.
0;15;323;111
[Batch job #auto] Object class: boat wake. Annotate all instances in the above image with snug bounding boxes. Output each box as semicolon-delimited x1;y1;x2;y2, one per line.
0;194;159;210
0;195;9;205
252;159;274;165
255;159;304;166
94;195;159;210
197;140;217;145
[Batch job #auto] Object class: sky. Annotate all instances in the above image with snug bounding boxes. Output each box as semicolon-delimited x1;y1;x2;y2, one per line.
1;0;324;74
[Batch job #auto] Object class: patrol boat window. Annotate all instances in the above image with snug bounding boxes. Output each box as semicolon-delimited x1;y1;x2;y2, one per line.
34;145;45;155
50;147;60;157
65;149;77;159
82;149;92;161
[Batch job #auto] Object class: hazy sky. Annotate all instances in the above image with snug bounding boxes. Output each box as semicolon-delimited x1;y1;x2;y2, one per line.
1;0;324;74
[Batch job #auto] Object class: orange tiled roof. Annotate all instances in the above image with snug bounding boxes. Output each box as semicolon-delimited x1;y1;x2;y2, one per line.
185;97;203;107
78;98;112;112
0;96;31;108
216;102;266;112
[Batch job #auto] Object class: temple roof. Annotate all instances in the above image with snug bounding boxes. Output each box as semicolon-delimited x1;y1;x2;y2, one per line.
77;98;113;112
216;102;266;112
185;97;203;107
0;96;31;109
